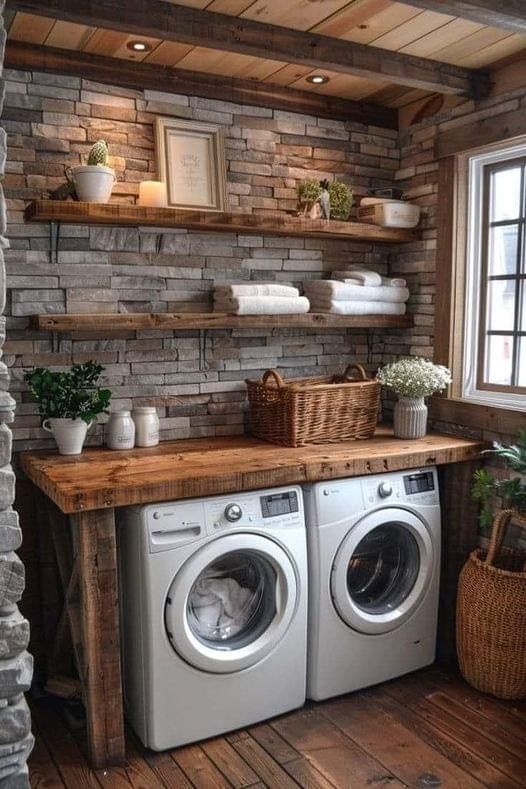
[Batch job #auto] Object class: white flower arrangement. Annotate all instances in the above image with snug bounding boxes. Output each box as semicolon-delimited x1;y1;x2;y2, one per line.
376;357;452;398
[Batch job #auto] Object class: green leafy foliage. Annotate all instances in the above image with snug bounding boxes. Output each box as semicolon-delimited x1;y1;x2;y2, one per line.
297;179;322;204
328;181;353;220
472;431;526;531
24;361;111;424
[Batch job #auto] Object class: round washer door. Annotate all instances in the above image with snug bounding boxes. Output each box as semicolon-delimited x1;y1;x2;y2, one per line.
165;533;299;673
331;508;433;635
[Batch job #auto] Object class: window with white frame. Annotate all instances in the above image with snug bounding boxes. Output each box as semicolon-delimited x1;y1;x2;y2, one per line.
462;141;526;411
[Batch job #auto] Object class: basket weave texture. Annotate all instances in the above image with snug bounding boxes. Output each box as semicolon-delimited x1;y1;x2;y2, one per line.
245;365;380;447
456;509;526;699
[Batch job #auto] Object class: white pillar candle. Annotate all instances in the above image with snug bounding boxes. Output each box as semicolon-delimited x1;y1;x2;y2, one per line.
138;180;167;207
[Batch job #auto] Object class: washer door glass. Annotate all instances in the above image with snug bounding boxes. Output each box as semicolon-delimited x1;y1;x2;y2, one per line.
331;508;434;635
186;550;277;650
347;523;420;615
165;533;299;673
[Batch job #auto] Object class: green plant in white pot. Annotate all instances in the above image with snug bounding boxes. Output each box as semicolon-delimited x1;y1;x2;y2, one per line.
377;357;451;439
24;361;111;455
67;140;116;203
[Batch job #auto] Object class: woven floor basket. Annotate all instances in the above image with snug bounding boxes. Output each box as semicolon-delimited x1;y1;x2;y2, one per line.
246;364;380;447
456;509;526;699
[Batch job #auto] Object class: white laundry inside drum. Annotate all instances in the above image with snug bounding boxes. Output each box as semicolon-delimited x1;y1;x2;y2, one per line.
186;551;277;649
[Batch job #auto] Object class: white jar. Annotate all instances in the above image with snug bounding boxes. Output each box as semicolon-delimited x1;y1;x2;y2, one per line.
106;410;135;450
132;406;160;447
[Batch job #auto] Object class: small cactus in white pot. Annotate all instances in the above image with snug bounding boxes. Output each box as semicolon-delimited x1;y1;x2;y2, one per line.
67;139;115;203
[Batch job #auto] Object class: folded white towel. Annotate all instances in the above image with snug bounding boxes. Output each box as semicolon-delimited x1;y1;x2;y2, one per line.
305;280;409;303
214;283;299;298
311;300;406;315
214;295;310;315
332;270;407;288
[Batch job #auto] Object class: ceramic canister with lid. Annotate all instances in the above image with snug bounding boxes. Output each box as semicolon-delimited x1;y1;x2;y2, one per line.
106;410;135;450
132;406;160;447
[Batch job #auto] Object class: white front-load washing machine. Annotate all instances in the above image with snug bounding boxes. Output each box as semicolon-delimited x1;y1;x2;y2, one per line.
118;485;307;750
304;468;441;701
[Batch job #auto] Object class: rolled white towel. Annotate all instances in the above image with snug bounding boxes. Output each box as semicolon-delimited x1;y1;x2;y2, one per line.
214;283;299;298
331;267;382;286
332;270;407;288
305;280;409;303
214;296;310;315
311;300;406;316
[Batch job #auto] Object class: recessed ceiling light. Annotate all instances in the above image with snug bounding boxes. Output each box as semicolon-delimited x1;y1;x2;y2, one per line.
307;74;330;84
127;40;152;52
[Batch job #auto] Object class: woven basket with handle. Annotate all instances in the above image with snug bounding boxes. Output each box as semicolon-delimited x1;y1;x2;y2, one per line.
456;509;526;699
245;364;380;447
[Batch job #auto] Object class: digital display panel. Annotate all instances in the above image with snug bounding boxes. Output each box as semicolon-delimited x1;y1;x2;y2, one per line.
260;491;299;518
403;471;435;495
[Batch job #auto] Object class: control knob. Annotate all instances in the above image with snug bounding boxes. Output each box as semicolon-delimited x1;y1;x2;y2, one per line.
378;481;393;498
224;503;243;522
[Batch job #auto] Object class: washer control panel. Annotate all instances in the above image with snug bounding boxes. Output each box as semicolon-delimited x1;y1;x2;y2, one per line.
207;488;302;533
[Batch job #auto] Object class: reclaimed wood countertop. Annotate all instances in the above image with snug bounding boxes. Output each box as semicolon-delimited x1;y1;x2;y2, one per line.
20;427;483;514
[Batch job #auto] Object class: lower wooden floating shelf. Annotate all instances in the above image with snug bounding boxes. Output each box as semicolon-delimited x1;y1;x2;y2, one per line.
30;312;413;332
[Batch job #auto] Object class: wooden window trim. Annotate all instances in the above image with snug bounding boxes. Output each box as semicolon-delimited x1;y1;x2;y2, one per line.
434;146;526;435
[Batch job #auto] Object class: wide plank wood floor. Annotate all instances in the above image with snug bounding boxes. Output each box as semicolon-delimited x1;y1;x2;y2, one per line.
29;667;526;789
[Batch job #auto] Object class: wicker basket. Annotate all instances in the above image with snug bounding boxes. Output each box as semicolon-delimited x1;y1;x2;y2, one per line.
245;364;380;447
456;509;526;699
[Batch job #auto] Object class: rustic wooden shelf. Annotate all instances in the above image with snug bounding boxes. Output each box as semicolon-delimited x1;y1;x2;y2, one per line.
25;200;419;243
30;312;414;333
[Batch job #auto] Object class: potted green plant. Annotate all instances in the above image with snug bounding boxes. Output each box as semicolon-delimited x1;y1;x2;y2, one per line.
328;180;353;220
67;140;115;203
24;361;111;455
472;431;526;533
376;357;451;439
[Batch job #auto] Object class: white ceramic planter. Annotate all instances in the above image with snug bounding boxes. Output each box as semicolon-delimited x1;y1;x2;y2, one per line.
43;417;91;455
393;396;428;439
69;165;115;203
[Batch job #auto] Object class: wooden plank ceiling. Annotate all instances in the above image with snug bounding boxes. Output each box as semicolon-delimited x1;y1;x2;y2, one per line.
7;0;526;108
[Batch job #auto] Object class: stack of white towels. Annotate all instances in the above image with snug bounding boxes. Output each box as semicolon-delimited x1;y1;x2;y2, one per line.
214;283;310;315
304;267;409;315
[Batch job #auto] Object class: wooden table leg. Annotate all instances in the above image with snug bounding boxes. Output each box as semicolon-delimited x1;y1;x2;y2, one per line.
71;507;125;768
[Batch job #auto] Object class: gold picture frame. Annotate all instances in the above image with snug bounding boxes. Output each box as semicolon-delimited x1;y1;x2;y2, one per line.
155;117;228;212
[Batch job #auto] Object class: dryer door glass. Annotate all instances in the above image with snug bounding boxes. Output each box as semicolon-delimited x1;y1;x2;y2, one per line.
347;523;420;614
186;550;277;650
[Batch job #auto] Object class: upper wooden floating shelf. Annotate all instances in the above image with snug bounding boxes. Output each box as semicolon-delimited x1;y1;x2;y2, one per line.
31;312;413;333
25;201;418;243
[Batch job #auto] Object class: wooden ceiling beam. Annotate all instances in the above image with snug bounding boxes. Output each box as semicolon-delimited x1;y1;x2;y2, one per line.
4;40;397;128
402;1;526;34
6;0;489;97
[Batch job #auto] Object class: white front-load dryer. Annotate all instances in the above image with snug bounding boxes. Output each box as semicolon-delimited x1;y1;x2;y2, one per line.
304;468;441;701
118;486;307;750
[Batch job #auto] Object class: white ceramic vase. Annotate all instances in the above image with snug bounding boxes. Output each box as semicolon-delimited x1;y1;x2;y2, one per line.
393;396;428;439
68;165;115;203
43;417;91;455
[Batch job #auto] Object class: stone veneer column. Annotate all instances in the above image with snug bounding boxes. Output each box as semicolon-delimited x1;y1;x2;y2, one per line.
0;3;34;787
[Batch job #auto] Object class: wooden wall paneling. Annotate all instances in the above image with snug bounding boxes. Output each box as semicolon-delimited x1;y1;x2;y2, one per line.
71;508;125;768
437;461;483;668
434;156;457;371
429;397;526;437
7;0;487;95
436;106;526;157
5;40;397;127
400;0;526;34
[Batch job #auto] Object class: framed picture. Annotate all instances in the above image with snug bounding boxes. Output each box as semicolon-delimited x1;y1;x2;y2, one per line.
155;117;228;212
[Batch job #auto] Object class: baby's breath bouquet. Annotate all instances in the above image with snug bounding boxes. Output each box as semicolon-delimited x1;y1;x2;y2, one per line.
377;357;451;398
377;357;452;438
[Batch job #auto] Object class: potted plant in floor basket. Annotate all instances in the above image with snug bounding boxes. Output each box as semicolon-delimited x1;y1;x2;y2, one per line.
66;139;115;203
24;361;111;455
472;430;526;534
376;357;451;439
